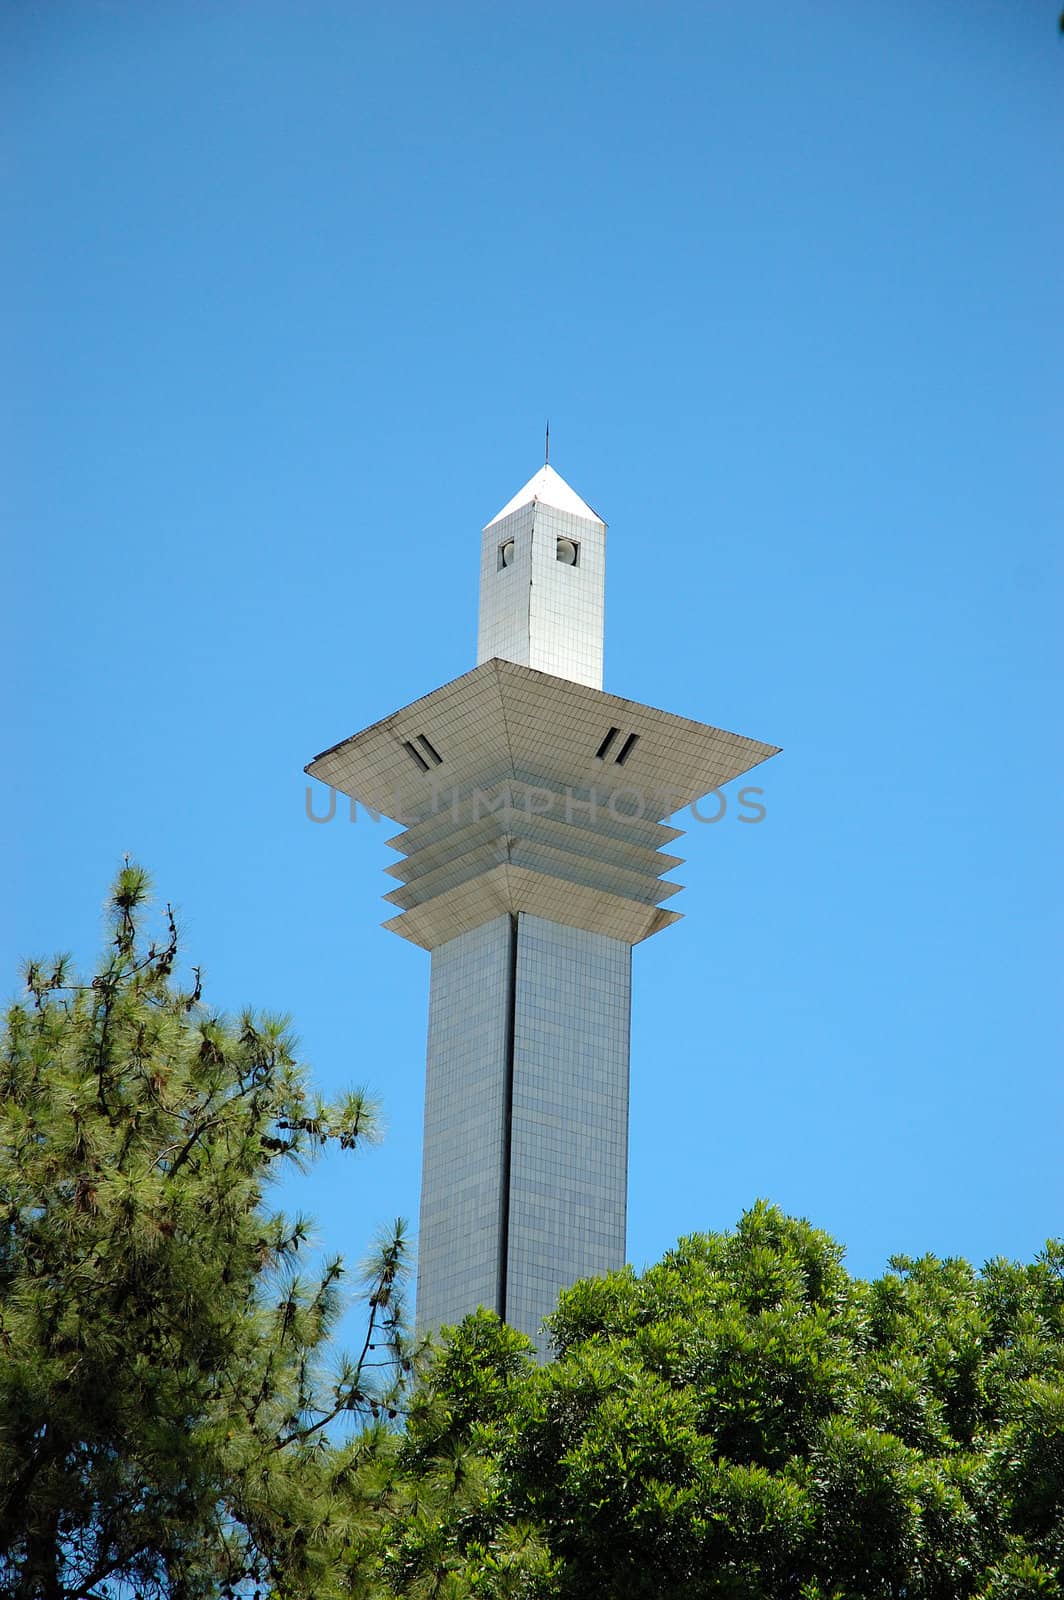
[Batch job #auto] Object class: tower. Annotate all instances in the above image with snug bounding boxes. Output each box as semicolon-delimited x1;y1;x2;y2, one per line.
306;462;778;1355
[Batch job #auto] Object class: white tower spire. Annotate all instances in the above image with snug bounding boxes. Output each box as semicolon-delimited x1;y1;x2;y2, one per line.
477;464;606;689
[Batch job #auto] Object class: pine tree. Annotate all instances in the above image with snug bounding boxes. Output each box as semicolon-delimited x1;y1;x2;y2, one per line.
0;863;410;1599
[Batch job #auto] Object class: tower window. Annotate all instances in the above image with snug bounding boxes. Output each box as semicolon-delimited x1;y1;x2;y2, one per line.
498;540;515;569
556;537;579;566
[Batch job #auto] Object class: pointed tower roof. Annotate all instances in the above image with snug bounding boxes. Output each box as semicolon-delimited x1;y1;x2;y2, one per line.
485;464;604;529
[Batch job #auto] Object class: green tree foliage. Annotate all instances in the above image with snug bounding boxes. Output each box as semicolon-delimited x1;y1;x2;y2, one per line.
393;1205;1064;1599
0;864;410;1600
3;869;1060;1599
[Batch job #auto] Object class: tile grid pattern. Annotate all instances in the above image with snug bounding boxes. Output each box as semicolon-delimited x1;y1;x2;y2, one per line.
506;914;631;1356
477;501;605;689
306;659;779;830
385;860;681;951
526;503;605;688
415;915;512;1334
416;910;631;1359
476;503;534;668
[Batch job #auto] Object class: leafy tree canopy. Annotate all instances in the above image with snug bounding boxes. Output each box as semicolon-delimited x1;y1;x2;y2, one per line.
3;868;1061;1600
0;864;410;1600
393;1205;1064;1600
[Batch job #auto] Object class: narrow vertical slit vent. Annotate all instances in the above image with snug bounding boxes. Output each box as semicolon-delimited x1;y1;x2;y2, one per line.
615;732;640;766
416;734;443;766
402;741;430;773
595;727;620;760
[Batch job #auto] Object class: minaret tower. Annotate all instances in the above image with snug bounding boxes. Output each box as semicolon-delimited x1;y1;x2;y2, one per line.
306;463;778;1354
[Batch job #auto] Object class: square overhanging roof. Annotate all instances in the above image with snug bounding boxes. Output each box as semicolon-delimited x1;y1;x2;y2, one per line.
305;658;780;823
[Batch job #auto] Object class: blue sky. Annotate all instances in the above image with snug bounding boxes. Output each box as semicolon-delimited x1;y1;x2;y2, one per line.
4;2;1061;1323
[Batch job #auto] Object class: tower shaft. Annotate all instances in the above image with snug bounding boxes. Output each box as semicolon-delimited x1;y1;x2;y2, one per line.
418;914;629;1354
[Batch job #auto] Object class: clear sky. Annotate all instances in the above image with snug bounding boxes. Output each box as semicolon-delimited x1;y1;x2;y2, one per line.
4;2;1061;1320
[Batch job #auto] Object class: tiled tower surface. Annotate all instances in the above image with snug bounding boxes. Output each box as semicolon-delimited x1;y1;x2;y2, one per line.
477;466;606;689
415;916;513;1329
306;463;779;1356
506;916;630;1341
416;913;631;1346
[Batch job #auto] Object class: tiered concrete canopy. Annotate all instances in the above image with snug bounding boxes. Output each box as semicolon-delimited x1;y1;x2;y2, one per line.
306;657;778;949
